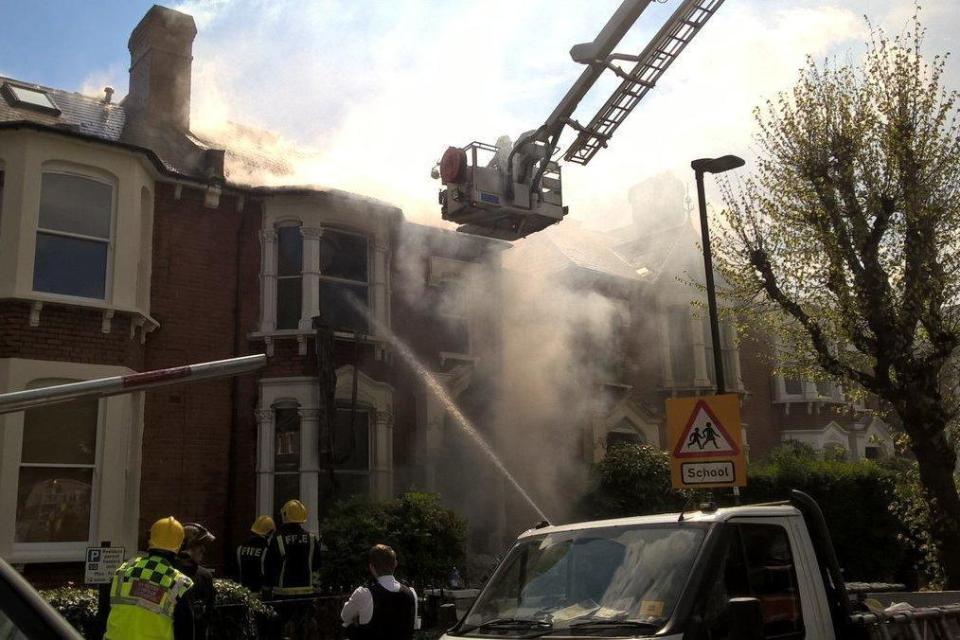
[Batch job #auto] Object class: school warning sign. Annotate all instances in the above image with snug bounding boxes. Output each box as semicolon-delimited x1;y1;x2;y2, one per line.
667;394;746;489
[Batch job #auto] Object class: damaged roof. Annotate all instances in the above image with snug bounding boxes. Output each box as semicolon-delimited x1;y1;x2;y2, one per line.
0;75;301;189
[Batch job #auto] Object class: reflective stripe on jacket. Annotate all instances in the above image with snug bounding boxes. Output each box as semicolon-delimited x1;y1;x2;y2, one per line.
266;523;321;596
105;554;193;640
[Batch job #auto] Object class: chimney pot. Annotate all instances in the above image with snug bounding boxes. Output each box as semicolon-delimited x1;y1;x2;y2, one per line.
103;87;114;103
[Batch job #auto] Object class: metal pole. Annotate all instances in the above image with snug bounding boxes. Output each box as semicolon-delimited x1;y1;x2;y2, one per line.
695;169;725;395
0;354;266;415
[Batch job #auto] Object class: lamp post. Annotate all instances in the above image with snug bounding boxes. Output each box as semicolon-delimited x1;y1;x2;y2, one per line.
691;155;745;396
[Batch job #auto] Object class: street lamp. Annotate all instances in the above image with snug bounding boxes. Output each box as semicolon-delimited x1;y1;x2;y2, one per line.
691;155;745;395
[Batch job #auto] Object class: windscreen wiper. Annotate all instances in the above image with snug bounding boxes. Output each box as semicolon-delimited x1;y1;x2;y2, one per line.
461;617;554;636
568;618;663;631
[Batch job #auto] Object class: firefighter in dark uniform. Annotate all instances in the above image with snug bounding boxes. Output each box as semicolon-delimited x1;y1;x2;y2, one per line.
236;515;275;593
341;544;418;640
174;522;217;640
264;499;322;596
104;516;195;640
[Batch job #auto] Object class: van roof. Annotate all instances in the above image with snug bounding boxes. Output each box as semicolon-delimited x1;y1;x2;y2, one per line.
519;504;802;538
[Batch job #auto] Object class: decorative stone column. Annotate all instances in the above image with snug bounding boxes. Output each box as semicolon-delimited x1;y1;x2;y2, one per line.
420;394;445;492
372;411;394;499
255;409;275;518
259;230;278;332
300;227;323;330
724;321;744;391
658;313;675;388
298;408;321;533
691;309;711;388
372;242;389;341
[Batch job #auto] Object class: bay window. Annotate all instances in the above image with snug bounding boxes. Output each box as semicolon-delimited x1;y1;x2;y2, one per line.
33;172;113;299
662;304;742;390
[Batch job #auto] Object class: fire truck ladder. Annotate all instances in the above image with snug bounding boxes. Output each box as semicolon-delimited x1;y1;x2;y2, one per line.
563;0;726;165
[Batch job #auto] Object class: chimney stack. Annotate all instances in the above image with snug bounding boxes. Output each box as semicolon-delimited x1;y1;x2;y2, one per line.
126;5;197;132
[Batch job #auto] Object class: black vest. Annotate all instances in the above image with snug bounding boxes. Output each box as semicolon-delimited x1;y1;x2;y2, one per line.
355;580;416;640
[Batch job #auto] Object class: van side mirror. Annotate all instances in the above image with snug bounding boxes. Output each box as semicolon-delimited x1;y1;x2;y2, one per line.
728;597;764;640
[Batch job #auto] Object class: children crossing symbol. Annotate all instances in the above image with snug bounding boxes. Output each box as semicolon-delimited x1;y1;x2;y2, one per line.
672;399;740;458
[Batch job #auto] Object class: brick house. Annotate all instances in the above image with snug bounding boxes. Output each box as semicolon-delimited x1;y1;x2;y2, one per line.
0;5;505;580
504;177;893;470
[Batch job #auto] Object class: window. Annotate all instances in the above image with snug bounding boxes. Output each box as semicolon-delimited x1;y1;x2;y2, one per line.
430;283;470;355
606;430;644;450
276;225;303;330
815;381;834;398
703;523;804;639
2;82;61;115
668;306;694;385
703;315;736;387
33;172;112;299
273;406;301;516
783;378;804;396
318;406;370;516
319;229;369;333
15;382;98;544
865;446;881;460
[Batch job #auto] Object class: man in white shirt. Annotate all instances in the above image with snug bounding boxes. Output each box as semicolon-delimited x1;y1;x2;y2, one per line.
341;544;418;640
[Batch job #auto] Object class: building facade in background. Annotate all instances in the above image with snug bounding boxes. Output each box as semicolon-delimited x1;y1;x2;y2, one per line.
0;5;504;581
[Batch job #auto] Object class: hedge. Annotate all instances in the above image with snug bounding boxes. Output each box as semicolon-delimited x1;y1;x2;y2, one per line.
41;579;274;639
578;442;914;584
319;491;466;591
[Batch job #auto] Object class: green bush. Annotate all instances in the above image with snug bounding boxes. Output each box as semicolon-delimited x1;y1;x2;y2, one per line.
39;585;99;637
739;449;909;583
320;491;466;591
577;441;913;583
211;578;276;640
576;444;704;519
41;579;275;640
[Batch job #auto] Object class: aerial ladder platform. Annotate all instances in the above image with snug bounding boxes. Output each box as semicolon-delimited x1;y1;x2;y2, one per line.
435;0;726;241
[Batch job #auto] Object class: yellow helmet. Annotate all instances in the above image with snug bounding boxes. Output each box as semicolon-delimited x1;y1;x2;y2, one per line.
148;516;185;553
281;499;308;524
251;515;276;536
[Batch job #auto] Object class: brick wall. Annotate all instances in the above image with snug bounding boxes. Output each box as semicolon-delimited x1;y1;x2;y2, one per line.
140;182;261;571
0;301;145;368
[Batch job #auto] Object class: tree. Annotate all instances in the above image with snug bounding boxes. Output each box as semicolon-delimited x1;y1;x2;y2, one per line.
713;9;960;586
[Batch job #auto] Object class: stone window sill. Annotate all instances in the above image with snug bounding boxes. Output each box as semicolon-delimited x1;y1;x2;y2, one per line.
5;294;158;342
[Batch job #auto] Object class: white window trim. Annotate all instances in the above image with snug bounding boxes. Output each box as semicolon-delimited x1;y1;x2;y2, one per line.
256;369;394;533
31;167;117;304
11;391;105;561
659;303;743;393
260;223;380;335
0;359;142;564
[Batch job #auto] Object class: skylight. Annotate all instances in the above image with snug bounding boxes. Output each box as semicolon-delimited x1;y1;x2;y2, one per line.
2;83;61;115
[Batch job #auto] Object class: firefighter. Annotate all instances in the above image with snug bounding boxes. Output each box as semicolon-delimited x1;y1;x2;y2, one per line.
341;544;418;640
104;516;195;640
174;522;217;640
264;499;322;597
236;515;275;593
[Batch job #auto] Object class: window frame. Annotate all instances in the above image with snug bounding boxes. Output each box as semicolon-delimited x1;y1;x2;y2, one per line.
12;382;105;557
318;227;371;334
31;168;116;303
275;222;304;330
718;520;808;640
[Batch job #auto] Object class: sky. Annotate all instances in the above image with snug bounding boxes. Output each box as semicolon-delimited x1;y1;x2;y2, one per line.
2;0;959;231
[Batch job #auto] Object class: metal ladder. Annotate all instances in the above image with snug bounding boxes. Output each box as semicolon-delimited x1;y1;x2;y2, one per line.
564;0;726;165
